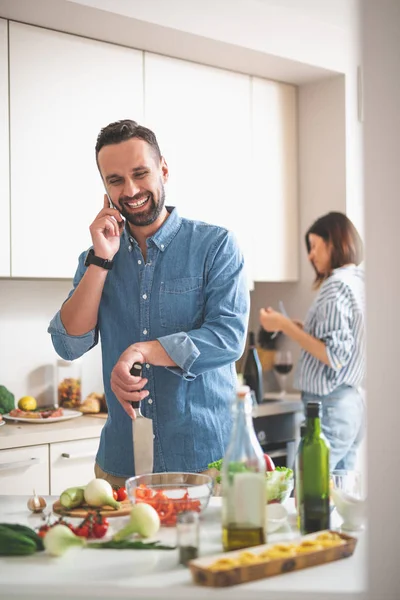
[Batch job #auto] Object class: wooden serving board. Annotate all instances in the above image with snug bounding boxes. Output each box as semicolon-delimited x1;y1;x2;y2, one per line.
52;499;131;518
189;530;357;587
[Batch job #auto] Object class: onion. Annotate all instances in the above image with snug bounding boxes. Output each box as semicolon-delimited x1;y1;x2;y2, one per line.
84;478;120;510
44;525;86;556
113;503;160;541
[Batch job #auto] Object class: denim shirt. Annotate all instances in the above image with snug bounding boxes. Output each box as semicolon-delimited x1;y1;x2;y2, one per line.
48;207;250;478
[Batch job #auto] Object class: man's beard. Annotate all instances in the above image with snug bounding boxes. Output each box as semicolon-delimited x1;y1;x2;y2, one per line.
119;184;165;227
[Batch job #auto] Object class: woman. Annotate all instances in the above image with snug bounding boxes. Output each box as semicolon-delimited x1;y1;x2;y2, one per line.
259;212;365;471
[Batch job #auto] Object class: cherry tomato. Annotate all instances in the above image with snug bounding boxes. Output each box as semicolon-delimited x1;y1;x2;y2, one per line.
92;522;109;538
116;487;127;502
112;489;118;501
75;525;90;538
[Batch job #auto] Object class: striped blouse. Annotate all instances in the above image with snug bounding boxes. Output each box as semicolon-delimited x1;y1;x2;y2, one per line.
294;265;365;396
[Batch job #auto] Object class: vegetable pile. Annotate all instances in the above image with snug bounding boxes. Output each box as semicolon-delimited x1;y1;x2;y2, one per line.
134;484;202;526
208;455;294;504
0;523;44;556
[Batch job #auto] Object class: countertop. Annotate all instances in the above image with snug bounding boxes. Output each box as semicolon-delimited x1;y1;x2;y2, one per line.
0;415;104;450
0;496;365;600
253;393;303;418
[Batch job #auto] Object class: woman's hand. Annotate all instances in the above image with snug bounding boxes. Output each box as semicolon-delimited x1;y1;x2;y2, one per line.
292;319;304;330
259;307;287;332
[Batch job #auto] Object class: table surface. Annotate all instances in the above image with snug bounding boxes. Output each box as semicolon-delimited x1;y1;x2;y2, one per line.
0;495;366;600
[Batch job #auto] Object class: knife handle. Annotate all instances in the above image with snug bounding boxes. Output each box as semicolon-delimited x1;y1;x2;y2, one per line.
130;362;143;409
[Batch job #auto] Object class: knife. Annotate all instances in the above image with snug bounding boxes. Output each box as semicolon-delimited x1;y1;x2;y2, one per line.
129;362;154;476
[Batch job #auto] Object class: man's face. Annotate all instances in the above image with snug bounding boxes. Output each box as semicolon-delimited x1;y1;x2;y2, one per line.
98;138;168;227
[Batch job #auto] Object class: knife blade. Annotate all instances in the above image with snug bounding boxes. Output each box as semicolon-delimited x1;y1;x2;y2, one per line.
130;362;154;476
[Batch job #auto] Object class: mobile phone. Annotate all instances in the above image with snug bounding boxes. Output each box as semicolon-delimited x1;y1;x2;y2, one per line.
103;185;125;231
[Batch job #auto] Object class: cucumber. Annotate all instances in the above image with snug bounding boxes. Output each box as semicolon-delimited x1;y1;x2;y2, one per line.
60;486;85;509
0;525;38;555
0;523;44;551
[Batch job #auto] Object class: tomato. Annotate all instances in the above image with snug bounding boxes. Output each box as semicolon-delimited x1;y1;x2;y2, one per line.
264;453;275;472
112;489;118;501
75;525;90;538
116;486;127;502
92;522;109;538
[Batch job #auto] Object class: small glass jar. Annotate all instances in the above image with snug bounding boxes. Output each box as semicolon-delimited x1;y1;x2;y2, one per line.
55;358;82;408
177;511;200;566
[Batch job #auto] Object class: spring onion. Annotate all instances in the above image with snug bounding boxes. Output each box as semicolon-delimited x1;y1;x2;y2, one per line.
84;479;120;510
113;503;160;541
43;525;86;556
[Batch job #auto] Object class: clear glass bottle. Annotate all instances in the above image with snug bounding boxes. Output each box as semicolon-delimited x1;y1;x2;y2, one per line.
222;385;267;551
297;401;330;534
55;358;82;408
243;331;263;404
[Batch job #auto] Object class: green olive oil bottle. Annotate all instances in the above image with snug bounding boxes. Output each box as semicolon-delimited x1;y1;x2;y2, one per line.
221;385;267;551
297;401;330;534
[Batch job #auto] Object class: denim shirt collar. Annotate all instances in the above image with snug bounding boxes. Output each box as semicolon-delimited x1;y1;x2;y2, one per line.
123;206;181;252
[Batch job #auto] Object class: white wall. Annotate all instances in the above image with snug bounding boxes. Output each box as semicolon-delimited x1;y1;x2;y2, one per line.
362;0;400;597
0;280;104;405
248;75;346;391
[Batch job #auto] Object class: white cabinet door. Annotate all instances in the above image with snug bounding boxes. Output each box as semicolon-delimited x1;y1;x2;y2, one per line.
251;78;299;281
9;23;144;278
0;444;49;495
144;53;253;284
0;19;10;277
50;437;99;495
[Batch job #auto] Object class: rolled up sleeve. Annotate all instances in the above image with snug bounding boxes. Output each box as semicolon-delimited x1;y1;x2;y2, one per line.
158;231;250;378
47;250;98;360
315;297;354;371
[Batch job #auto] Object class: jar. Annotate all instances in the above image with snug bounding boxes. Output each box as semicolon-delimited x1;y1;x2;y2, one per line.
55;359;82;408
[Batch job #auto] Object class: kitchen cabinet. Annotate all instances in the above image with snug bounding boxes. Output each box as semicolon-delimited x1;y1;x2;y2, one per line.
0;19;10;277
250;77;299;281
144;53;254;283
49;437;99;495
0;444;49;495
9;22;144;278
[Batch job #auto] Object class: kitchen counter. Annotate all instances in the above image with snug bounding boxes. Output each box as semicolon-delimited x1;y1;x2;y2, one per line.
0;415;105;450
0;495;365;600
254;393;303;419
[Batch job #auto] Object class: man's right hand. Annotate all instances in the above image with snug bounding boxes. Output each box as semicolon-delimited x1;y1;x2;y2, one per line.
89;195;124;260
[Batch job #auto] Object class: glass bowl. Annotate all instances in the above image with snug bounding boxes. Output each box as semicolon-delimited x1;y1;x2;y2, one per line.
266;470;294;504
331;469;366;531
126;472;214;526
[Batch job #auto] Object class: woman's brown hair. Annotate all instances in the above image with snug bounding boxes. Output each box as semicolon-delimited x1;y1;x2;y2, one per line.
305;212;363;288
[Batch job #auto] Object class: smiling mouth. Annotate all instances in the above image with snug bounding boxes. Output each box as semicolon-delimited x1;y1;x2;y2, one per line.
124;196;149;210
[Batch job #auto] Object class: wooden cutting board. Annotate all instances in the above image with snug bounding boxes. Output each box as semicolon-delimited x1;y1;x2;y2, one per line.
52;499;131;518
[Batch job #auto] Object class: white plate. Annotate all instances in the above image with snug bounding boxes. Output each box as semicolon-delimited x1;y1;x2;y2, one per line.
2;409;83;424
0;420;5;427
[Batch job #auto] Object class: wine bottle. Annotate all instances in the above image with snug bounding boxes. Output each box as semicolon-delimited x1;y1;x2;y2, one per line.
243;331;263;404
222;385;267;551
297;401;330;534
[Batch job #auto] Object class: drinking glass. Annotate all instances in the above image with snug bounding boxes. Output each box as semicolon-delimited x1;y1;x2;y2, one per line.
331;469;366;531
273;350;293;396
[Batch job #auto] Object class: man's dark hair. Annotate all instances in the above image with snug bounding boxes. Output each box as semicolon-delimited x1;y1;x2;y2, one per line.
306;211;363;288
95;119;162;166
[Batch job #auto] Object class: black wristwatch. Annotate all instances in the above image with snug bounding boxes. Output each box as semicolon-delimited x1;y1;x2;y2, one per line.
84;248;114;270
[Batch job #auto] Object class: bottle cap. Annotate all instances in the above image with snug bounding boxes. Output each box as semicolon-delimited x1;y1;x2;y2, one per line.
306;401;321;418
236;384;251;399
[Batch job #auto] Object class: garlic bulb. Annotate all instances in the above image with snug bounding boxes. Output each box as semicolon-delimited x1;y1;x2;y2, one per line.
27;490;47;513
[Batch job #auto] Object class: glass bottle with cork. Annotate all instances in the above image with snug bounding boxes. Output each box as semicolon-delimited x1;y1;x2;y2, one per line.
221;385;267;551
297;401;330;534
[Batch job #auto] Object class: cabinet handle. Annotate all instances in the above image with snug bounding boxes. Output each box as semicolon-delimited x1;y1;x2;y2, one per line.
0;457;40;471
61;452;96;460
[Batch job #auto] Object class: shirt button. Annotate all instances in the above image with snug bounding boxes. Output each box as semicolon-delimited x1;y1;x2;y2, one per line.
142;294;147;300
138;259;142;265
146;363;150;369
160;244;164;249
128;245;132;252
147;398;153;405
153;434;155;439
143;329;148;335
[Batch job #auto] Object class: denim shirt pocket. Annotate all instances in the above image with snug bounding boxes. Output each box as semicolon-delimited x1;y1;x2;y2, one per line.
159;276;204;330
